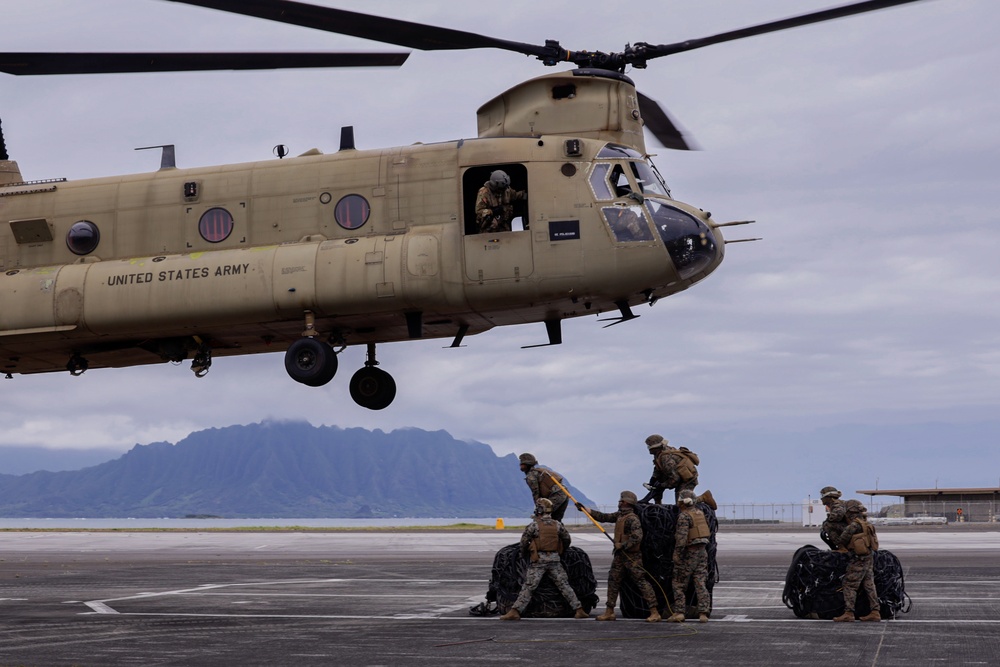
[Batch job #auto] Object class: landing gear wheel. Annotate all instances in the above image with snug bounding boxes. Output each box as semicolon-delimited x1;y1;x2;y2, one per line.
284;337;338;387
349;366;397;410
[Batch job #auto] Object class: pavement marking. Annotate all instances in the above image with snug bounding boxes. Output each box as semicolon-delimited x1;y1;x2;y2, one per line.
84;601;118;614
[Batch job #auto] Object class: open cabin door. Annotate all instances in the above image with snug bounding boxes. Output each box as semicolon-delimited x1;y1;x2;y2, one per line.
461;163;533;282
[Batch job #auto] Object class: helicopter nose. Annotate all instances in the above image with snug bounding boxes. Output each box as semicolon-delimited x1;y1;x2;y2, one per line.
650;205;720;281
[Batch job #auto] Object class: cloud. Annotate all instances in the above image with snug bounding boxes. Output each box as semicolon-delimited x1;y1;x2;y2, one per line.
2;0;998;504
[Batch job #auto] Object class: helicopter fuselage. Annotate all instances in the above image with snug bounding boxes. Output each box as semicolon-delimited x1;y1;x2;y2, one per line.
0;70;726;408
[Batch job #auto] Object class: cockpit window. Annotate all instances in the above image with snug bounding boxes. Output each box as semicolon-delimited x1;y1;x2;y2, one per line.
609;164;633;197
597;144;643;159
601;204;654;243
589;163;613;200
630;160;669;197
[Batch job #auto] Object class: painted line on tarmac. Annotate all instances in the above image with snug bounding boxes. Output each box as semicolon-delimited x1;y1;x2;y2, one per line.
74;608;1000;625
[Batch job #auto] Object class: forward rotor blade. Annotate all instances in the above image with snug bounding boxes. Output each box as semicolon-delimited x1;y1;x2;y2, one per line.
165;0;554;58
0;52;408;76
637;91;698;151
641;0;928;61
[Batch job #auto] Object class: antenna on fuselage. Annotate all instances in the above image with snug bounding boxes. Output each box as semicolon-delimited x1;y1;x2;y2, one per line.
0;117;8;160
0;117;23;185
135;144;176;170
339;126;355;151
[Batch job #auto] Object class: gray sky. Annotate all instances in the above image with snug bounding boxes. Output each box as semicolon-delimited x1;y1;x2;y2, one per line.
2;0;998;505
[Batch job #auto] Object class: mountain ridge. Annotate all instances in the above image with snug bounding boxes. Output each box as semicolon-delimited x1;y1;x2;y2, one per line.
0;421;592;518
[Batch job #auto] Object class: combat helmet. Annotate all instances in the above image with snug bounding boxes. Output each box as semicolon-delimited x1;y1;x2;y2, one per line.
645;434;667;451
535;498;553;515
845;499;867;514
820;486;842;499
518;453;537;467
619;490;638;506
488;170;511;192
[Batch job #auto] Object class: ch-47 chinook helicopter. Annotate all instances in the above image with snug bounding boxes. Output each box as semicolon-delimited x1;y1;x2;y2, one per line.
0;0;927;410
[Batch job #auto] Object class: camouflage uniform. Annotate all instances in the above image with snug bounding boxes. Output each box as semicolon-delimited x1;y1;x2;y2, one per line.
589;506;658;611
509;515;582;614
524;466;569;521
836;517;879;617
475;182;527;233
672;506;711;614
652;447;699;502
822;497;848;549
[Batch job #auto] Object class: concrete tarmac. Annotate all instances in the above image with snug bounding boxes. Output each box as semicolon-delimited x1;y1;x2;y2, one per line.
1;528;999;666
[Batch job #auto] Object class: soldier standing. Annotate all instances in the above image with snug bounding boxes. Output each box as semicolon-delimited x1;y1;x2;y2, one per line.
577;491;661;623
643;434;704;505
519;453;569;521
499;498;589;621
820;486;848;550
475;170;527;233
833;500;881;622
668;489;712;623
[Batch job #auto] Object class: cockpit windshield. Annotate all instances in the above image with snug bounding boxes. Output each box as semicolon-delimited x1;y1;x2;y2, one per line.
630;160;669;197
645;199;718;280
591;144;671;200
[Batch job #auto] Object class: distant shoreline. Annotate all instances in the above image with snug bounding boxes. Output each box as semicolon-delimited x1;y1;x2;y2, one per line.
2;522;998;533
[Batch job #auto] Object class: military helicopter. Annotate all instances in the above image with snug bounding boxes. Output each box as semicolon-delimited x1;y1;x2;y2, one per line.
0;0;927;410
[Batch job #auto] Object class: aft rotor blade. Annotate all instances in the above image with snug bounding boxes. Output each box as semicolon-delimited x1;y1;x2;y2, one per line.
637;91;698;151
165;0;554;59
0;52;408;76
641;0;928;61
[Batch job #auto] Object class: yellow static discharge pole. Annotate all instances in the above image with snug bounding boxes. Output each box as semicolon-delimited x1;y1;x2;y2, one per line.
548;475;613;543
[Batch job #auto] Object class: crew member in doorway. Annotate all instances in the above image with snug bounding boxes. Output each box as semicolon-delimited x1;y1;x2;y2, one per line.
519;453;569;521
475;170;527;233
499;498;589;621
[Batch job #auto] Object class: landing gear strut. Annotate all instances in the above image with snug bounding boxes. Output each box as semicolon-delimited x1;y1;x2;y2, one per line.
66;354;88;376
349;343;396;410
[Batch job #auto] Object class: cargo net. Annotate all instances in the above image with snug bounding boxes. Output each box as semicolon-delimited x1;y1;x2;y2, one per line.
469;545;599;618
782;545;912;620
471;502;718;619
619;502;719;619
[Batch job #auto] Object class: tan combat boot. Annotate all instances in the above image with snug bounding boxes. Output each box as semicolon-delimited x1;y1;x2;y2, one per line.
696;489;718;511
832;611;855;622
646;607;661;623
595;606;616;621
699;613;709;623
667;612;686;623
859;610;881;622
499;608;520;621
574;607;589;619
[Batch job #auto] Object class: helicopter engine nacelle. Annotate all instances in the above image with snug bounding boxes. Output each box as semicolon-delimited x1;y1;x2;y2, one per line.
477;70;646;153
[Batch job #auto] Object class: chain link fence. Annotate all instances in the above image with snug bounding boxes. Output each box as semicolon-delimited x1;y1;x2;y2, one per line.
565;498;1000;526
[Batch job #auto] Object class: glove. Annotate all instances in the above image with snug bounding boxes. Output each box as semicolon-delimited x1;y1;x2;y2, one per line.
642;482;653;491
574;502;585;511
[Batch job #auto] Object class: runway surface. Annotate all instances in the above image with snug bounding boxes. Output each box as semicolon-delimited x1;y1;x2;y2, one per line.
2;528;999;665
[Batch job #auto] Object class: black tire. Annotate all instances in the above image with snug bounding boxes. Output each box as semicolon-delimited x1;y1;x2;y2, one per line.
349;366;397;410
284;338;338;387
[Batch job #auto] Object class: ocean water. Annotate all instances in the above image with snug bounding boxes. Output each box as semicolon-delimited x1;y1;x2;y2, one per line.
0;517;532;530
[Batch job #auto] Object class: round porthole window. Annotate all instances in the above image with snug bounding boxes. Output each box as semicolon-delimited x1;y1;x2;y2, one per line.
335;194;371;230
198;207;234;243
66;220;101;255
